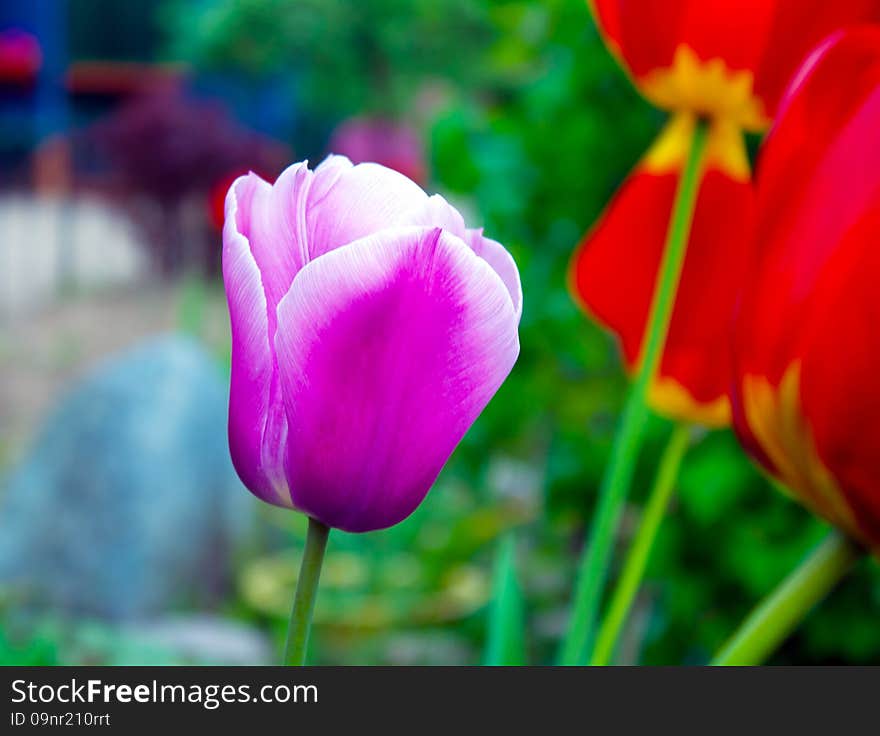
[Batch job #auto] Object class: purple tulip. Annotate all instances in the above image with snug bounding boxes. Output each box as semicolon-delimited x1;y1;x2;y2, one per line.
223;155;521;532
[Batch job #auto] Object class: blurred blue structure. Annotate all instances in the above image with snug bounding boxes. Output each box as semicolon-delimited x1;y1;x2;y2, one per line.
0;0;69;177
192;71;299;143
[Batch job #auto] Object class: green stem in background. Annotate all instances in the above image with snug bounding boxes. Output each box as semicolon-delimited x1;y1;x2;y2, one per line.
590;423;692;665
483;532;526;667
484;533;527;666
558;119;709;666
283;517;331;666
711;531;861;666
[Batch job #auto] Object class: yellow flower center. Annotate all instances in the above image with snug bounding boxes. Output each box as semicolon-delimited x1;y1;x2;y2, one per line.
641;45;771;132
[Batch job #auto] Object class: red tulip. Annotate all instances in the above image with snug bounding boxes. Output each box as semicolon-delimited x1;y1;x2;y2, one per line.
732;26;880;549
571;0;880;426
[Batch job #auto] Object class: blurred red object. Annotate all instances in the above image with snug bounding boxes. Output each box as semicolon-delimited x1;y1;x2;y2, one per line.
207;169;273;231
208;173;238;231
0;28;42;86
65;61;186;97
328;116;426;185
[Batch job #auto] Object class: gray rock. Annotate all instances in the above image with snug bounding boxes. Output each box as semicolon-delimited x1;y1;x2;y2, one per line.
0;334;251;620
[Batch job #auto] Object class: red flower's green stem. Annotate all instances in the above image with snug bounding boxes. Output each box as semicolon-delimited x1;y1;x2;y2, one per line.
711;531;861;666
283;517;330;666
558;118;708;665
590;422;692;665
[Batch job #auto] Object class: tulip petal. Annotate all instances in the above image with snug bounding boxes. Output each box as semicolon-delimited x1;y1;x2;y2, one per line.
402;193;468;238
306;156;430;258
235;164;311;322
736;27;880;385
466;229;523;321
397;193;523;318
570;123;754;426
800;209;880;545
752;1;880;119
591;0;686;77
222;177;292;507
591;0;880;121
274;226;520;532
307;153;351;206
733;27;880;548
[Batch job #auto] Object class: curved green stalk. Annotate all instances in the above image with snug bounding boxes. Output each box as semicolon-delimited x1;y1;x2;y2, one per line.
283;517;331;666
558;119;709;665
591;423;692;665
711;531;861;666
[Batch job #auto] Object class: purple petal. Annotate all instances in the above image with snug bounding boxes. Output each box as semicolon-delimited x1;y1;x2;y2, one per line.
401;193;467;238
306;158;429;258
466;229;523;320
274;226;520;532
234;164;311;325
398;194;522;319
222;175;294;507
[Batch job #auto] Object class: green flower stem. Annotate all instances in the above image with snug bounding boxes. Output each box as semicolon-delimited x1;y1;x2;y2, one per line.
283;517;331;666
711;531;861;666
484;534;527;666
559;118;709;665
590;423;692;665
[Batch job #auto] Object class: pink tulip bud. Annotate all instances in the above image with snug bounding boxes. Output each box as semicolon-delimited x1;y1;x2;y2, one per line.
223;156;521;532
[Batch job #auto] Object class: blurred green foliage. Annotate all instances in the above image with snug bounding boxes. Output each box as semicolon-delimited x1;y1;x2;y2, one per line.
162;0;497;119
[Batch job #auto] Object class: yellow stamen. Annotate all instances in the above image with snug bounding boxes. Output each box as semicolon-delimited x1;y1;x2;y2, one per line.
743;363;862;541
641;45;770;132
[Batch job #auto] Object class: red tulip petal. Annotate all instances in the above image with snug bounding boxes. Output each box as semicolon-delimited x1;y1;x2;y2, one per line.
753;1;880;119
571;115;755;426
800;207;880;545
733;27;880;548
591;0;880;123
590;0;686;78
737;26;880;386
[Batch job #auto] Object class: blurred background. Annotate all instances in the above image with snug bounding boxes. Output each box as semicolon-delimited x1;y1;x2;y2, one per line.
1;0;877;666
